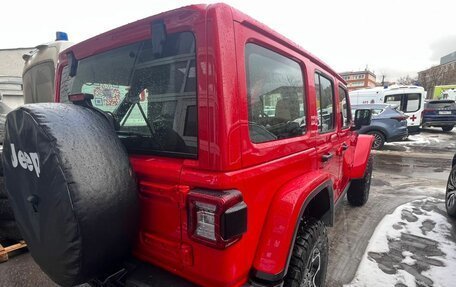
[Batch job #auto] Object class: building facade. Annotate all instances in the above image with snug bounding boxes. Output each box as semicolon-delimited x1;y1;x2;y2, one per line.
0;48;32;108
339;70;377;92
418;51;456;98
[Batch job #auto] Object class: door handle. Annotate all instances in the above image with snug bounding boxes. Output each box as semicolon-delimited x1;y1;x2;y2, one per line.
322;153;333;162
341;143;349;151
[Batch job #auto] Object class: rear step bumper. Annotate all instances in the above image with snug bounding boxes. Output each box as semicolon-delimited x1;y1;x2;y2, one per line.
90;258;275;287
125;261;196;287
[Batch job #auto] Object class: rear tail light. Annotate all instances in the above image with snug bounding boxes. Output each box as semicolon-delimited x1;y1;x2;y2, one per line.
187;189;247;249
68;93;94;103
391;115;408;121
422;109;431;115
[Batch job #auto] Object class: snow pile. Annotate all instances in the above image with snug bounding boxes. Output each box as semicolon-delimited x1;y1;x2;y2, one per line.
345;197;456;287
391;134;441;146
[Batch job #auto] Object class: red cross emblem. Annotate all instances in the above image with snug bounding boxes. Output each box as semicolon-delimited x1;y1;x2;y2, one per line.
410;114;417;121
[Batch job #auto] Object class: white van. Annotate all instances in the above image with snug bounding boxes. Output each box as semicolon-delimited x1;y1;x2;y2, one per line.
350;85;426;134
22;32;72;104
442;89;456;101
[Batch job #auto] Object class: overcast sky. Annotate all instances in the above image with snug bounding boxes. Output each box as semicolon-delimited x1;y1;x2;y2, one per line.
2;0;456;81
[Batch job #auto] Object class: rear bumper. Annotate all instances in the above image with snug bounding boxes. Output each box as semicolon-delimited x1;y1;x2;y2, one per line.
422;120;456;127
422;115;456;127
387;128;408;142
93;258;260;287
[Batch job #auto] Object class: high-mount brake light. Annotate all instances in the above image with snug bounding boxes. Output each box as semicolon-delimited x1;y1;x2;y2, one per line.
68;93;94;103
187;189;247;249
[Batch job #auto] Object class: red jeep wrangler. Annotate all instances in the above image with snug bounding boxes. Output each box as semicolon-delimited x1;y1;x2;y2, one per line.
3;3;373;287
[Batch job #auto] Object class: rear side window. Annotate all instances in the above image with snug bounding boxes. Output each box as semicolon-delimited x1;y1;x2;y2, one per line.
372;109;384;116
245;44;306;143
385;95;402;107
315;73;335;133
60;31;197;158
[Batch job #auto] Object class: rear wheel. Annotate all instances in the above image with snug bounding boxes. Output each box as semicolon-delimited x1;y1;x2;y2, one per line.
446;165;456;218
367;131;385;149
347;156;373;206
284;219;328;287
442;126;454;132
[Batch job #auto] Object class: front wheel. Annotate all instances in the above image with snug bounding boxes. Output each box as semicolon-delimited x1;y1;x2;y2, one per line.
442;126;454;132
446;165;456;218
284;219;328;287
367;131;385;149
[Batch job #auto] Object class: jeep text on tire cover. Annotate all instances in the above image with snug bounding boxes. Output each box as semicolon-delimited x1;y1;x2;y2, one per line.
6;3;374;287
10;144;40;177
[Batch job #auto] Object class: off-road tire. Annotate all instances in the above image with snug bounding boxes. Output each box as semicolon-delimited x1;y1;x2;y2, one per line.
284;218;328;287
367;131;385;150
446;165;456;218
442;126;454;132
0;198;15;220
0;176;21;242
347;155;373;206
0;176;6;198
0;220;22;243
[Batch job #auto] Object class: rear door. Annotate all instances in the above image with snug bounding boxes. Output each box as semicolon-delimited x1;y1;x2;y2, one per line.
314;72;341;193
337;86;353;194
385;93;423;128
403;93;423;128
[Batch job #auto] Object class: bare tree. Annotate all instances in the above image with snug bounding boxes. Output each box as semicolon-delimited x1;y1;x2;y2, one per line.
419;62;456;98
396;75;417;85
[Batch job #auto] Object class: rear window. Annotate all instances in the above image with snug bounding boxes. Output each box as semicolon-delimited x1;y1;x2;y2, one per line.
426;100;456;109
60;31;197;158
23;61;55;104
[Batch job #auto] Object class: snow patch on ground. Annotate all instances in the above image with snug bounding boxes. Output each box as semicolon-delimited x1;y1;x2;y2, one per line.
391;134;442;146
344;197;456;287
402;251;416;266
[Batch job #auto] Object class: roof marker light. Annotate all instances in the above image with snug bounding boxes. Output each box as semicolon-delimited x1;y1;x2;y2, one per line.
56;31;69;41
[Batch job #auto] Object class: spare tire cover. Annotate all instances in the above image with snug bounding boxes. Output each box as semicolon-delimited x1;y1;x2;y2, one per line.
2;103;139;286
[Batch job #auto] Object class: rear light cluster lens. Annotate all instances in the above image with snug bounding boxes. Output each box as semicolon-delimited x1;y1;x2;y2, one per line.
422;109;431;114
391;115;408;121
188;189;247;249
195;202;217;240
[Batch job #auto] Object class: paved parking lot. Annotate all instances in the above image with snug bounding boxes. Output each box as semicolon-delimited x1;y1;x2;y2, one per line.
327;128;456;287
1;128;455;287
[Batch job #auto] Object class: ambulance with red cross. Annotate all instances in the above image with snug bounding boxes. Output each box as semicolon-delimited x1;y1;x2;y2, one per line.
349;85;426;134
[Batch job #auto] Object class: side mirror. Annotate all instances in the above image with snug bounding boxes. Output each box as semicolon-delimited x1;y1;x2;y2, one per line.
352;109;372;130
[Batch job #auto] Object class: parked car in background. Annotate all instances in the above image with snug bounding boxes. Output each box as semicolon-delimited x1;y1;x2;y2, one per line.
352;104;408;149
0;102;12;144
349;85;425;134
22;32;72;104
446;153;456;218
422;100;456;132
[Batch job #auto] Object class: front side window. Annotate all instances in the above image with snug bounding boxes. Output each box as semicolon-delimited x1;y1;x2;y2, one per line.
315;73;335;133
60;32;197;158
245;44;306;144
